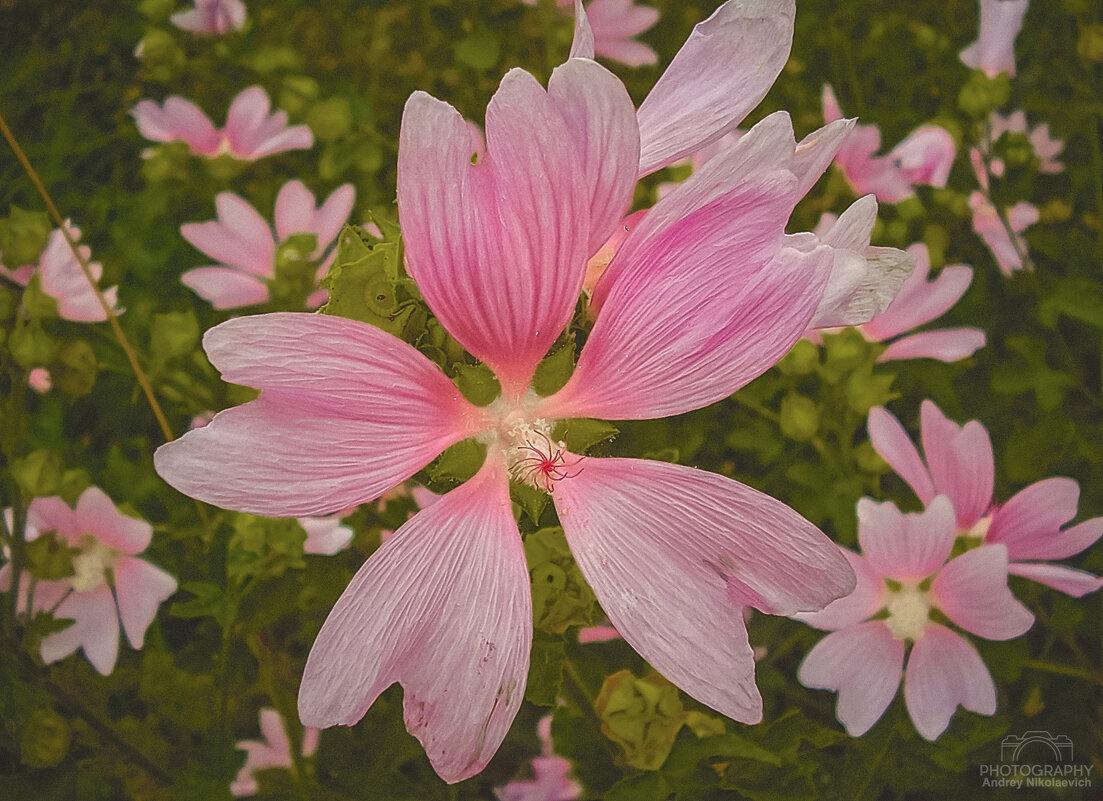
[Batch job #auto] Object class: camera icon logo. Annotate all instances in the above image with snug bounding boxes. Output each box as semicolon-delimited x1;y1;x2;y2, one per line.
1000;731;1075;762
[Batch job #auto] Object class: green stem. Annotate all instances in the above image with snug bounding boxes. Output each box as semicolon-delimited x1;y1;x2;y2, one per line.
1022;658;1103;686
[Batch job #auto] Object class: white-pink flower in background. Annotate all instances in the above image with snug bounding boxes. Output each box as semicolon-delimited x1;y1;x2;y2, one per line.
231;708;318;797
796;496;1034;740
152;0;912;781
823;85;956;204
969;191;1037;276
495;716;581;801
985;110;1064;177
0;488;177;676
522;0;660;66
869;401;1103;597
298;515;353;556
171;0;247;35
132;86;313;161
960;0;1030;78
179;180;355;309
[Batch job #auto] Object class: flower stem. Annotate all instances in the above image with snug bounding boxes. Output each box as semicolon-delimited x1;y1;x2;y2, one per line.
1022;658;1103;686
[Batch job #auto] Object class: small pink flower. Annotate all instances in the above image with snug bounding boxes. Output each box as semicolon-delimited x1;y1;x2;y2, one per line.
523;0;660;66
869;401;1103;597
822;85;956;204
180;180;355;309
39;224;121;322
969;190;1037;276
495;716;581;801
298;515;353;556
0;488;177;676
859;242;985;363
171;0;247;35
27;368;53;393
960;0;1030;78
157;1;870;781
796;496;1034;740
231;708;318;797
132;86;313;161
985;110;1064;176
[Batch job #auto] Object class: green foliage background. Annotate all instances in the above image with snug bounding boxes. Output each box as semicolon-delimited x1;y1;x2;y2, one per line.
1;0;1101;799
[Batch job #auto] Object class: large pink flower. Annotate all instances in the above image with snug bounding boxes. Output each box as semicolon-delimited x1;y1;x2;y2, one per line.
180;180;355;309
156;0;865;782
796;496;1034;740
960;0;1030;78
0;488;177;676
171;0;247;35
869;401;1103;597
823;85;956;204
132;86;313;161
231;707;319;797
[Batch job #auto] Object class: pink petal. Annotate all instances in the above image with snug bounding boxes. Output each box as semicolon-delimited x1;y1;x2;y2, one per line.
865;246;974;339
73;487;152;554
38;227;113;323
273;180;317;241
299;516;354;555
398;62;637;394
247;125;315;159
114;556;177;649
889;126;956;189
797;621;904;737
636;0;796;175
594;37;658;67
299;458;531;783
904;624;996;740
877;329;987;363
309;184;356;254
793;550;885;631
188;192;276;274
569;0;595;60
969;192;1032;276
552;457;855;723
959;0;1029;78
544;175;831;421
921;400;994;528
154;313;480;516
1007;562;1103;597
987;477;1082;559
258;708;292;758
867;406;936;504
857;496;957;581
40;585;120;676
931;545;1034;640
181;267;270;309
224;86;274;155
131;96;221;154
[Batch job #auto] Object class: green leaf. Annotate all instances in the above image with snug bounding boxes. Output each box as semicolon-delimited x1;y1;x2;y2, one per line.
150;310;200;361
170;581;235;626
1038;278;1103;329
525;634;566;707
453;25;500;71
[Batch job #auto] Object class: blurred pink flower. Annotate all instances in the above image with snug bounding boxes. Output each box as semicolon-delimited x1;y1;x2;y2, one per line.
496;716;581;801
796;496;1034;740
17;224;120;322
522;0;660;66
0;488;177;676
985;110;1064;177
231;708;318;797
180;180;355;309
298;515;353;556
969;190;1037;276
27;368;53;393
823;85;956;203
156;0;869;781
171;0;247;35
960;0;1029;78
132;86;313;161
869;401;1103;597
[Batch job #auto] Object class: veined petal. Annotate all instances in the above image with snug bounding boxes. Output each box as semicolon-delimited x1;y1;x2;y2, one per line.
545;175;832;421
867;406;936;504
132;96;221;153
553;457;855;723
636;0;796;175
154;313;480;516
114;556;177;649
181;193;275;275
986;477;1081;560
181;267;270;309
857;496;957;582
1008;562;1103;598
921;400;994;528
797;621;904;737
904;624;996;741
224;86;273;154
931;545;1034;640
877;329;987;363
40;585;120;676
793;549;885;631
310;184;357;253
569;0;595;59
397;63;637;393
73;487;152;554
298;458;530;783
865;253;974;340
273;180;318;241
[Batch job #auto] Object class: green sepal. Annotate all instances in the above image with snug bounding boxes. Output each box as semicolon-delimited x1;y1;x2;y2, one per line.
533;339;576;396
429;439;486;487
595;670;686;771
321;224;415;333
453;362;500;406
24;532;77;582
510;480;549;525
844;368;898;415
554;417;618;454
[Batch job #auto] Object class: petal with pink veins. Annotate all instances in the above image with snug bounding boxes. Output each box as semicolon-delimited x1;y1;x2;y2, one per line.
115;557;178;649
877;329;987;363
793;549;885;631
797;621;904;737
182;267;270;309
553;457;854;723
636;0;796;176
1007;562;1103;597
298;458;530;784
154;313;480;516
309;185;357;254
40;585;120;676
569;0;595;59
904;623;996;740
931;545;1034;640
867;406;936;504
857;496;957;582
920;400;994;528
986;477;1081;560
398;62;637;394
864;247;974;339
131;97;221;154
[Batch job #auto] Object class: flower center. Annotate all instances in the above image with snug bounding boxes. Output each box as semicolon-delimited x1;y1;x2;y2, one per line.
479;392;580;494
884;582;930;641
70;536;119;593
